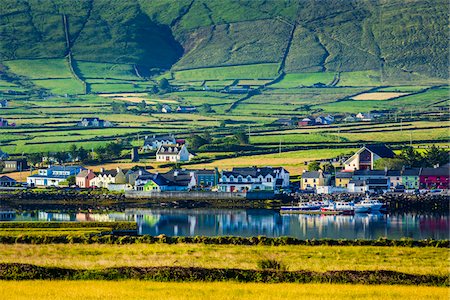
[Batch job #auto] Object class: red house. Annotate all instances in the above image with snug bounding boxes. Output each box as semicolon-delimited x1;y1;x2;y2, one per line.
76;169;96;188
419;165;449;190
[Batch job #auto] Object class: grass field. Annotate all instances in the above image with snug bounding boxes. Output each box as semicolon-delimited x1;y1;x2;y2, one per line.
0;243;445;275
173;64;280;81
4;59;73;79
271;72;336;88
1;281;447;300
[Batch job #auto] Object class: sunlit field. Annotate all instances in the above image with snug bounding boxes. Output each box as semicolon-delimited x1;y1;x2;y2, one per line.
0;281;447;300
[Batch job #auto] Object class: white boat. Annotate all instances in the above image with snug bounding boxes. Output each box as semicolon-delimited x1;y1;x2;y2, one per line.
355;198;384;212
321;202;354;215
281;202;322;212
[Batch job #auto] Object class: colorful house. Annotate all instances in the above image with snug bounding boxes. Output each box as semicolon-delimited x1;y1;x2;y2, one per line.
402;168;421;190
76;169;96;188
300;170;331;190
156;144;192;162
219;167;290;193
419;165;449;190
90;168;126;188
27;166;85;187
335;172;353;188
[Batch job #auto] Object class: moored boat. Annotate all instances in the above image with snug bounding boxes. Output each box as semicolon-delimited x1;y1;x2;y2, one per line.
321;202;355;215
281;202;322;212
355;198;384;212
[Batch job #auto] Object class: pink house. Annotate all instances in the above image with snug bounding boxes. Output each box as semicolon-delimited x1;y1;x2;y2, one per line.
76;169;95;188
419;165;449;190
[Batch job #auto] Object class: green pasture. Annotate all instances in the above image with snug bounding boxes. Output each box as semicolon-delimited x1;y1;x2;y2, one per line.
31;79;85;95
173;64;279;81
271;72;336;88
4;59;73;79
75;61;141;80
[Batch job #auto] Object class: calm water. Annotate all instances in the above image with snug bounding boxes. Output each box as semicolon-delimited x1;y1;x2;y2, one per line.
2;209;448;240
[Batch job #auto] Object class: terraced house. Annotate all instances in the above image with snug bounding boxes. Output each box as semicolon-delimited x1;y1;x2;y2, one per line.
219;167;290;193
90;168;126;188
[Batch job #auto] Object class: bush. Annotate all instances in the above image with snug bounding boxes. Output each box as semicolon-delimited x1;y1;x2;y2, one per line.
257;259;287;271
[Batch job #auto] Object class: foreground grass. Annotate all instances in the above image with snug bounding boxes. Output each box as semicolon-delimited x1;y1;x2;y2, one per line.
0;281;447;300
0;244;445;276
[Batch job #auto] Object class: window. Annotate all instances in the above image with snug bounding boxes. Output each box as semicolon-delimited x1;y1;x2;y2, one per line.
267;177;272;182
313;179;316;183
237;176;243;183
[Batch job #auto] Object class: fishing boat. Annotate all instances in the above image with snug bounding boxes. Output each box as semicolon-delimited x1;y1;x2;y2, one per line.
321;202;354;215
355;198;384;212
281;202;322;213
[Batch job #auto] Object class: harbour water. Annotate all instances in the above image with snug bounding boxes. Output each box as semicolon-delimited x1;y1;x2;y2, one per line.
1;208;448;240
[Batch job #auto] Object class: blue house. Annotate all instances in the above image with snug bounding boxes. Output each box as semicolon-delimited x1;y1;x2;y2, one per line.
27;166;85;187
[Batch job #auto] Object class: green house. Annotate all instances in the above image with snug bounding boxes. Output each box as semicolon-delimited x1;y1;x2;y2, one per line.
401;168;421;190
143;180;161;192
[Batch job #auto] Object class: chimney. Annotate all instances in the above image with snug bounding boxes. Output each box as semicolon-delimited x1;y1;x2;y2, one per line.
138;170;143;176
100;167;105;173
116;167;121;173
174;170;179;177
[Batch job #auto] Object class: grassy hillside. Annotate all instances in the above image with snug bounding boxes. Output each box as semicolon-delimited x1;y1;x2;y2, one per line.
0;0;447;79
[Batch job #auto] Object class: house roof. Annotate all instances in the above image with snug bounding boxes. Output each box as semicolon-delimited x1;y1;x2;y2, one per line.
160;169;192;187
137;173;171;186
366;178;388;185
336;172;353;178
402;168;421;176
353;170;386;176
223;166;287;178
301;171;326;179
76;170;93;178
386;170;402;176
421;166;449;176
0;175;16;183
144;135;175;144
48;166;85;172
156;144;184;155
365;144;395;158
81;117;100;121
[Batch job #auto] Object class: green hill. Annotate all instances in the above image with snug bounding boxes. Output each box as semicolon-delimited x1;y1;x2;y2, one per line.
0;0;448;79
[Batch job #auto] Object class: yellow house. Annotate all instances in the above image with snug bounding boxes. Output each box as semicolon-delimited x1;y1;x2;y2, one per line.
301;170;331;190
335;172;353;188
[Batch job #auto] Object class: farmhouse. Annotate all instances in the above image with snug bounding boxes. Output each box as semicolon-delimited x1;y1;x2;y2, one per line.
356;112;373;121
161;104;172;113
156;144;192;162
0;175;16;187
142;134;176;152
0;100;8;108
76;169;96;188
77;117;113;127
176;106;197;113
27;166;85;187
343;144;395;171
219;166;289;193
298;117;313;127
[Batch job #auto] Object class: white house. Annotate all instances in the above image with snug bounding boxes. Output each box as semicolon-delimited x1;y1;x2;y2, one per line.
77;117;112;127
27;166;85;187
161;104;172;113
142;135;176;152
156;144;191;162
218;167;290;193
90;168;126;188
343;144;395;171
356;113;373;121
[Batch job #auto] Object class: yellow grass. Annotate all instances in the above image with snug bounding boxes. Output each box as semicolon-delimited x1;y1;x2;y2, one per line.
351;92;410;100
0;244;445;276
0;281;447;300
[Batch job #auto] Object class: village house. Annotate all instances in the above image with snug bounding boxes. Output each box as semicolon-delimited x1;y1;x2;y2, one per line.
142;135;176;152
0;118;9;127
315;115;334;125
134;169;193;191
298;117;313;127
90;167;126;188
273;118;296;127
356;112;373;122
343;144;395;171
156;144;192;162
76;169;96;188
2;159;28;172
335;171;353;188
301;170;332;190
219;167;290;193
189;168;219;189
0;175;16;187
135;174;171;192
176;106;198;113
0;100;8;108
402;168;421;190
419;165;449;190
386;170;402;190
77;117;113;127
161;104;172;113
125;168;152;186
27;166;85;187
343;115;357;122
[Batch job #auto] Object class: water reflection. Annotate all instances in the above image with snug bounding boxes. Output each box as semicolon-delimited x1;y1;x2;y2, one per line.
2;209;448;240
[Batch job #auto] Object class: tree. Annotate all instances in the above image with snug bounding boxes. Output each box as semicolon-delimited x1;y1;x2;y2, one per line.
69;144;78;161
28;153;42;166
0;161;4;173
321;162;334;173
374;158;406;170
156;103;163;112
200;103;214;113
187;134;209;150
399;146;423;167
105;142;123;158
158;78;170;93
234;131;249;145
424;145;449;167
111;102;127;113
307;161;321;171
137;100;146;111
66;175;76;186
54;152;69;164
77;147;89;163
94;146;107;162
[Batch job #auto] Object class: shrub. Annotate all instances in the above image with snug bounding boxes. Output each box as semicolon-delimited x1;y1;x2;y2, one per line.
257;259;287;271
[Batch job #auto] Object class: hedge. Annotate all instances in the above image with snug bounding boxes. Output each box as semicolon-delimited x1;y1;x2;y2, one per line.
0;264;447;286
0;222;137;230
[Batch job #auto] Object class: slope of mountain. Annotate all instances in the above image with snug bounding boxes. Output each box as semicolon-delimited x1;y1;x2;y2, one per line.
0;0;448;79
